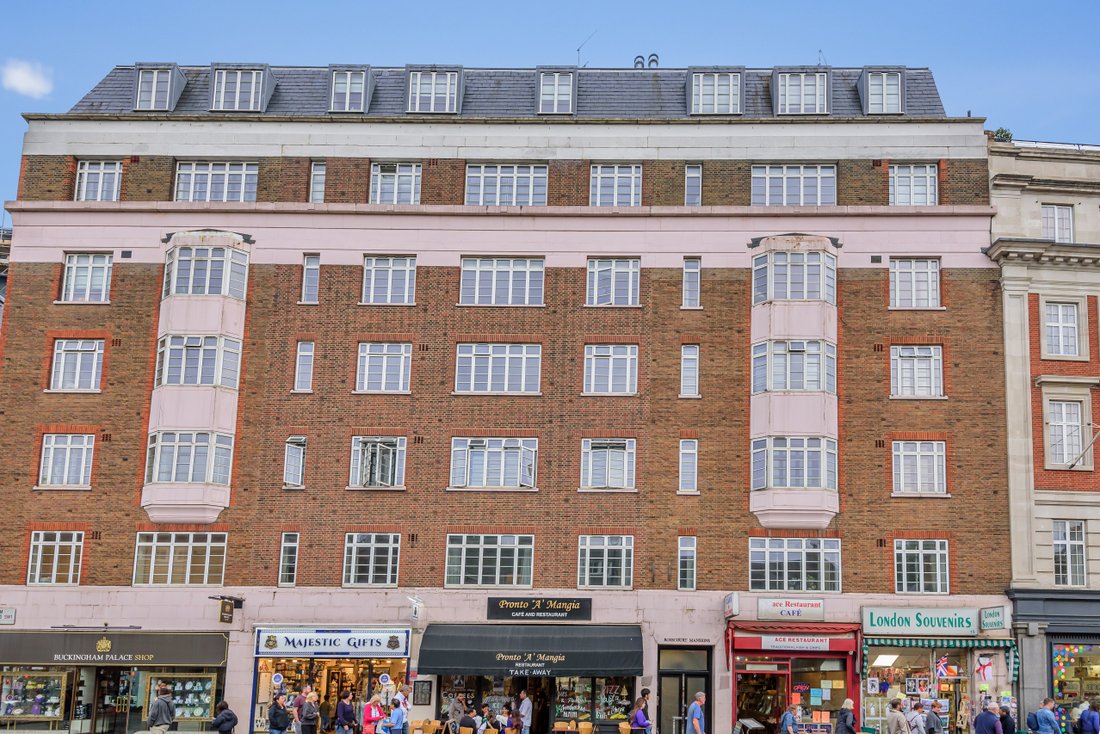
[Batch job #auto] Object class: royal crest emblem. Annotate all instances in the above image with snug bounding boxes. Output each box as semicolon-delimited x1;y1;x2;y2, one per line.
264;635;279;650
387;635;400;650
96;637;112;653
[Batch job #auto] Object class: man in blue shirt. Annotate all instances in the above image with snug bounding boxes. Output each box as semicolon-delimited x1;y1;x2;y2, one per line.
779;705;799;734
687;693;706;734
384;701;407;734
1036;699;1061;734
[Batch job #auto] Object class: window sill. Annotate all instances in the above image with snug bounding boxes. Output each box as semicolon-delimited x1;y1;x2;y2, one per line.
52;300;111;306
889;395;948;400
290;389;313;394
346;485;408;492
341;583;399;589
887;306;947;311
676;490;701;496
283;484;306;491
357;302;417;307
577;585;634;591
680;306;703;311
451;301;545;308
352;390;412;395
891;492;953;499
679;394;702;399
1044;465;1094;472
894;590;950;595
577;487;638;493
443;583;535;590
580;392;639;397
43;389;102;394
452;391;543;397
1040;354;1091;363
583;304;643;309
446;486;539;493
296;300;319;306
33;485;92;492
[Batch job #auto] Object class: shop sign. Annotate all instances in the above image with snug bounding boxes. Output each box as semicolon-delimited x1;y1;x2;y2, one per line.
980;606;1007;631
0;631;229;665
724;592;740;619
0;608;14;625
761;636;831;651
254;627;411;658
487;597;592;621
757;598;825;621
862;607;978;636
219;599;234;624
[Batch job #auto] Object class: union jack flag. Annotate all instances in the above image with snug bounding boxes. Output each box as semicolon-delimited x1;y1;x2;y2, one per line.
936;655;950;677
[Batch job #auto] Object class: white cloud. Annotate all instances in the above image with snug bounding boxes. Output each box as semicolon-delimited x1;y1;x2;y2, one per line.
2;59;53;99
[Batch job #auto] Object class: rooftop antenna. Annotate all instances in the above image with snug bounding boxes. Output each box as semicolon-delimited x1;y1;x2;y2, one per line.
817;49;829;66
576;29;597;67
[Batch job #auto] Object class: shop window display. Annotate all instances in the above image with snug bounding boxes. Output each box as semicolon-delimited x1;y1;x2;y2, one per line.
1;672;66;719
436;675;631;729
1053;644;1100;728
863;649;966;734
733;657;850;734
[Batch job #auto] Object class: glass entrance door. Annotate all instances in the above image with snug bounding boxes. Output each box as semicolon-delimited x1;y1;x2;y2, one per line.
91;669;137;734
657;648;711;734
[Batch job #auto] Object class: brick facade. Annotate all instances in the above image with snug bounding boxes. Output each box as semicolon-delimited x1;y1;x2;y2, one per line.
17;154;983;207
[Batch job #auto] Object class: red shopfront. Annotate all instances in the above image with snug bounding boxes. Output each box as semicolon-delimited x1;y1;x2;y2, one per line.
727;623;861;734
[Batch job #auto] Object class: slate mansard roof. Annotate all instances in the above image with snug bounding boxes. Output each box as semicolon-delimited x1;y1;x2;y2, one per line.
67;64;947;119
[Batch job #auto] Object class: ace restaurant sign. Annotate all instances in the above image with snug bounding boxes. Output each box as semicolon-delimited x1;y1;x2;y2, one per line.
487;597;592;621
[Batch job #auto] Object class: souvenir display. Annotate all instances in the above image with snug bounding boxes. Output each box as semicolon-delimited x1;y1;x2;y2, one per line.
145;674;217;721
0;672;66;719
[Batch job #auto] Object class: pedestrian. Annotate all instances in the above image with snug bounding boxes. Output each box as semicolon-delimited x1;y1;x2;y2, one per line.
384;700;407;734
629;698;650;734
363;695;386;734
395;687;411;711
688;693;706;734
975;702;1004;734
779;704;797;734
335;691;356;734
301;692;321;734
1000;703;1017;734
518;691;533;734
212;701;239;734
926;701;945;734
886;699;908;734
836;699;857;734
270;695;293;734
321;695;334;733
639;690;652;734
449;695;467;732
294;687;314;734
907;702;926;734
148;685;176;734
1035;699;1060;734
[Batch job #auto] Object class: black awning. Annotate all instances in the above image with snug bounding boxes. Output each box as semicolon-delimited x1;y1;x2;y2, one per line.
418;624;643;676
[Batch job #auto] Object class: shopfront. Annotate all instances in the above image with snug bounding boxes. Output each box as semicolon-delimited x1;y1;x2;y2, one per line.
860;607;1017;734
252;627;411;733
417;624;642;734
0;630;228;734
727;620;860;734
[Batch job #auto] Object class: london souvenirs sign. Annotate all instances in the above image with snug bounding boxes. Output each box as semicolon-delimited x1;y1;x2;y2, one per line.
255;628;411;657
862;607;979;636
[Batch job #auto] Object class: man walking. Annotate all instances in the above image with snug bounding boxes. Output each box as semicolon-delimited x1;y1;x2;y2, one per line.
1035;699;1060;734
147;685;176;734
779;704;798;734
688;693;706;734
975;702;1004;734
293;686;313;734
518;691;533;734
886;699;907;734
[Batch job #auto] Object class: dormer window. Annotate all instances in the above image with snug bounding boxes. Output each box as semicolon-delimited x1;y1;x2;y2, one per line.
213;68;264;111
539;71;573;114
137;69;171;110
408;70;459;113
691;72;741;114
777;72;828;114
868;71;902;114
331;68;368;112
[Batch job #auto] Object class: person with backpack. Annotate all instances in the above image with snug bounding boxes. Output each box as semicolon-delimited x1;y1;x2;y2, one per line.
1033;699;1060;734
906;703;926;734
1081;702;1100;734
212;701;239;734
835;699;857;734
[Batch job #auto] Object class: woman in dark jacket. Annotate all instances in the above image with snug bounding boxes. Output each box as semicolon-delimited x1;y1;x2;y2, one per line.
335;691;356;734
836;699;857;734
999;705;1016;734
212;702;239;734
270;694;293;734
302;693;321;734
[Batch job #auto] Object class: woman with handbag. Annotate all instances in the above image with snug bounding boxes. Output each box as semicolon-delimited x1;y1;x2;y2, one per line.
363;695;386;734
335;691;356;734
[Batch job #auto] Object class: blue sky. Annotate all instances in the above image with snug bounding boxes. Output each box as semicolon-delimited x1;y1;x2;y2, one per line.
1;0;1098;217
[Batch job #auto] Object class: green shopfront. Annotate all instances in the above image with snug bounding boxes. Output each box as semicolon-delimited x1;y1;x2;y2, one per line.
860;607;1017;734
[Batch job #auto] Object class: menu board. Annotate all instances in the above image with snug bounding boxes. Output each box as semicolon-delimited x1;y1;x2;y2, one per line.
555;677;593;721
594;678;633;721
145;674;217;721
